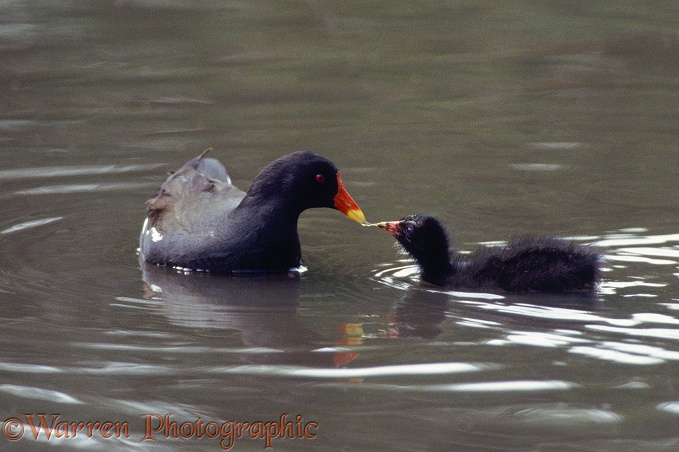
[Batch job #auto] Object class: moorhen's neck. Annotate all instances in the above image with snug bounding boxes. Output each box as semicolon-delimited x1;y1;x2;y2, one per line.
417;245;455;286
237;188;302;218
232;191;303;244
234;159;311;224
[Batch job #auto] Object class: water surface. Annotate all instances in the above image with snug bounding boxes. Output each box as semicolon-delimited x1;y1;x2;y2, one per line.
2;1;679;450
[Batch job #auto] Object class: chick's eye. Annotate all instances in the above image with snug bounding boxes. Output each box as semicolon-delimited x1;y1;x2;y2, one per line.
315;173;326;183
405;224;415;236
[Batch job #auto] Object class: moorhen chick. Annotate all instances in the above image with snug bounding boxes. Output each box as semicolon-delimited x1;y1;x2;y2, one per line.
378;214;600;293
140;149;366;272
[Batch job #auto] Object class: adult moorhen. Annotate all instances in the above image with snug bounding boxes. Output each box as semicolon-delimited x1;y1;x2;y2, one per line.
140;150;367;272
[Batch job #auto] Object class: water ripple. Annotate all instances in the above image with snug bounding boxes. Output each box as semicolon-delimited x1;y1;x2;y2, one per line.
0;362;62;374
487;331;590;348
0;384;83;404
657;402;679;415
77;363;177;376
434;380;579;392
510;163;566;171
569;346;666;365
0;163;164;180
585;325;679;341
207;362;498;379
16;182;156;195
0;216;63;234
595;234;679;248
510;406;623;426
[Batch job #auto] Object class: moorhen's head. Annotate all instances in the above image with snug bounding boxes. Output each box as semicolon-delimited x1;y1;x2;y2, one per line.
248;151;367;224
378;214;453;285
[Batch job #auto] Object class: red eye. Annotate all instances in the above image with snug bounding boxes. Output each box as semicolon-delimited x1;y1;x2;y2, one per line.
315;173;325;183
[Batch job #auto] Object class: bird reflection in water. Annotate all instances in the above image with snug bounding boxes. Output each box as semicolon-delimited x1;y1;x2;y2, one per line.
141;263;358;368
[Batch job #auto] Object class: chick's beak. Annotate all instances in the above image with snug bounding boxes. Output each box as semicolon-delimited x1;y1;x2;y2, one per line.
377;221;400;236
333;172;367;225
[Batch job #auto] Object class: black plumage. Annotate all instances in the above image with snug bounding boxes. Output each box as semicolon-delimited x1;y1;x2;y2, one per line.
140;150;366;272
379;214;601;293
